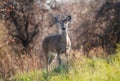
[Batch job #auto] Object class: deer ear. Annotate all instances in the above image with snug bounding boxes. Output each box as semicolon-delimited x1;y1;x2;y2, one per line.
53;17;59;24
67;15;72;21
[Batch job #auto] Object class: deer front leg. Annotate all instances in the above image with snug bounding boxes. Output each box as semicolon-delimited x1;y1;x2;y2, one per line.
65;47;71;65
65;49;70;72
65;50;70;66
65;53;69;65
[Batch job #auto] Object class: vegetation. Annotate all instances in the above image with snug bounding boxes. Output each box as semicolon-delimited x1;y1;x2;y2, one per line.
0;0;120;81
12;45;120;81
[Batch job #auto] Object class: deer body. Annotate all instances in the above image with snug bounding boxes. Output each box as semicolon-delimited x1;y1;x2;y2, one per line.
42;15;72;73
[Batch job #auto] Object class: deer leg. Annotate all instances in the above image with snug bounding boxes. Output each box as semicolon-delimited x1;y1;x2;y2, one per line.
65;53;69;65
48;54;51;71
45;52;49;74
46;57;48;74
50;54;57;70
65;50;70;72
57;54;61;66
48;52;54;71
65;50;70;65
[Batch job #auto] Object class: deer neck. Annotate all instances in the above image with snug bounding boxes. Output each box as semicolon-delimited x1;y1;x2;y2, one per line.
61;31;68;43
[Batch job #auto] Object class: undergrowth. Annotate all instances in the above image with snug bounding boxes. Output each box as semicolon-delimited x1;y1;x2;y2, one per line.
12;45;120;81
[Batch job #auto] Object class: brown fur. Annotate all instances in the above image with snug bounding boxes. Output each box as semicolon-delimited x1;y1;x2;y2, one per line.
42;15;71;73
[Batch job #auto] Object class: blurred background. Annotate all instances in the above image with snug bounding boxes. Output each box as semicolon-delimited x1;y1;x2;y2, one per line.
0;0;120;80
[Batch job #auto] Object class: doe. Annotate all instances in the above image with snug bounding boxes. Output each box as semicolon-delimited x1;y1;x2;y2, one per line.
42;15;72;73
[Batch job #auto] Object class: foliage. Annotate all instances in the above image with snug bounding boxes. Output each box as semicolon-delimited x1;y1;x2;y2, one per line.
12;46;120;81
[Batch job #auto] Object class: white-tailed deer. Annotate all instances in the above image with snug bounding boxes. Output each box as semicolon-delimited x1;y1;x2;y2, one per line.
42;15;72;73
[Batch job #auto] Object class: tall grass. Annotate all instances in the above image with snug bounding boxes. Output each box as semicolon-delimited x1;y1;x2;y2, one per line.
13;45;120;81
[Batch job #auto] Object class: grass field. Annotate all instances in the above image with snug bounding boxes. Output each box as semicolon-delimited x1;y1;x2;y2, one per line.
12;45;120;81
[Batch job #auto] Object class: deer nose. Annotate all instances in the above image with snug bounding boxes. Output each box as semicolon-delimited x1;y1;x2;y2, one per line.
62;28;65;30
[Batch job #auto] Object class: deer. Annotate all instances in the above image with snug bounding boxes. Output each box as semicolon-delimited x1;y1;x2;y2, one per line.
42;15;72;73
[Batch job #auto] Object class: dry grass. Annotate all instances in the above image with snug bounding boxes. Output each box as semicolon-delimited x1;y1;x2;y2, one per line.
0;21;43;80
12;46;120;81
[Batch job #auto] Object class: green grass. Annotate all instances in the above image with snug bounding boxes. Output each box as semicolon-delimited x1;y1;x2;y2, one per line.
13;46;120;81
